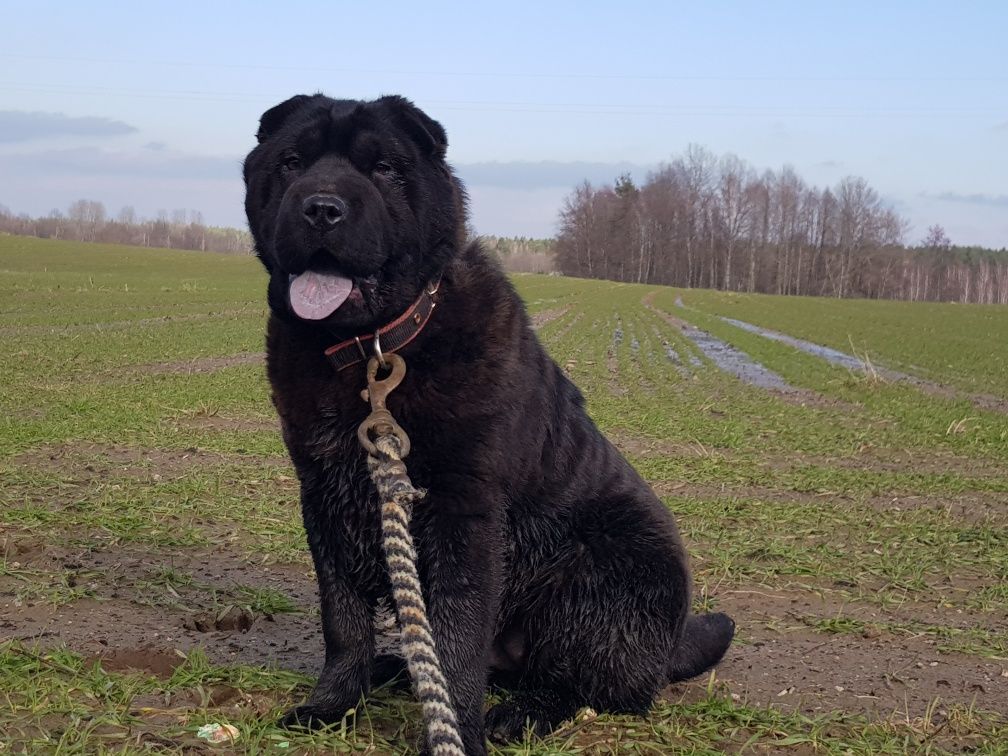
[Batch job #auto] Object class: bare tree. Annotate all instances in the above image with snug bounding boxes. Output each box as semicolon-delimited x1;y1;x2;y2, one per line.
551;148;1008;302
923;224;951;251
715;154;753;291
0;203;252;255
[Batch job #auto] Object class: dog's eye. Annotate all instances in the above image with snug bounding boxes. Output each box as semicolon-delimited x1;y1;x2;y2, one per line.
373;160;395;176
281;154;302;173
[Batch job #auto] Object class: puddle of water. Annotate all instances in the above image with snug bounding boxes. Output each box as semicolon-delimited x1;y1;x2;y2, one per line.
670;301;1007;414
721;318;870;373
713;318;923;387
680;324;797;391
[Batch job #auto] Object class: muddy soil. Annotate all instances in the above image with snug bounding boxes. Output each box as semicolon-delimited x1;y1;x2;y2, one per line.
0;542;324;674
12;442;288;481
2;535;1004;725
707;589;1008;719
529;306;569;330
135;351;265;376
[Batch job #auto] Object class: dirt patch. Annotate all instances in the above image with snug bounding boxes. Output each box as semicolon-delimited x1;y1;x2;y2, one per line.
0;308;262;338
85;647;185;677
546;311;584;344
668;584;1008;723
657;479;1008;526
794;447;1008;480
856;490;1008;521
667;624;1007;725
654;479;827;506
0;544;400;678
2;539;1005;731
184;607;257;633
173;413;280;434
136;351;265;376
11;441;288;482
530;306;569;330
608;430;724;461
0;546;324;674
695;618;1008;721
717;585;1008;645
956;391;1008;416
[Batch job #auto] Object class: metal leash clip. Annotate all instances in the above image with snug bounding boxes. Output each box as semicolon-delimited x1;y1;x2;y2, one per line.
357;353;410;458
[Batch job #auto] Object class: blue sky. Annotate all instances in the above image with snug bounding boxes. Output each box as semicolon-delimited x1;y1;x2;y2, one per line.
2;1;1006;246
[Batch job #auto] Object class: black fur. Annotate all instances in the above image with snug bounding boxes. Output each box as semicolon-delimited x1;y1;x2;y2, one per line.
243;94;734;755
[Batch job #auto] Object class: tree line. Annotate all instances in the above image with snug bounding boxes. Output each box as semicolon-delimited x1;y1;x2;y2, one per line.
554;145;1008;304
0;200;252;255
0;200;556;274
482;235;555;274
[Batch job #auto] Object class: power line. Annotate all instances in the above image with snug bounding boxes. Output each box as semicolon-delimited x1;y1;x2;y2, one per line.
0;84;1002;119
1;52;1006;83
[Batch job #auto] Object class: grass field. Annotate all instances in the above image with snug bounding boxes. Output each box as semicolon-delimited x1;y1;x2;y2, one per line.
1;235;1006;754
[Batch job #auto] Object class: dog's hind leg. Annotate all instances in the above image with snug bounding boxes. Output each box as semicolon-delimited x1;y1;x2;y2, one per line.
667;612;736;683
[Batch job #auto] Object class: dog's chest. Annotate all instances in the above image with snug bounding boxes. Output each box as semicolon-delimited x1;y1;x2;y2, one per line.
300;432;391;596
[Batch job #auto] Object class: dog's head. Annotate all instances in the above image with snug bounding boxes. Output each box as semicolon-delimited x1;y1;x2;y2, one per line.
243;94;465;332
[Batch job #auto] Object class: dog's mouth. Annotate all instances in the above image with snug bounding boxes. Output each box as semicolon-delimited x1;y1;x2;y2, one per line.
286;270;377;321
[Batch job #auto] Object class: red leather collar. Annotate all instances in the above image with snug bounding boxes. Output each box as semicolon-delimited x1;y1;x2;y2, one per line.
324;281;439;372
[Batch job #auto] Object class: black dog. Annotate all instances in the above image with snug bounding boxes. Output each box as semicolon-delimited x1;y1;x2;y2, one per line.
243;94;734;755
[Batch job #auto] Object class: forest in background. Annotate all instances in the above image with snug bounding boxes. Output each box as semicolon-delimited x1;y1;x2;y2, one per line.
4;163;1007;305
0;201;251;254
554;146;1008;304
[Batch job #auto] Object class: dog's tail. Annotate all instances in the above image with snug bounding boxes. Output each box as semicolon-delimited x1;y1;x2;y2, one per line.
667;612;735;683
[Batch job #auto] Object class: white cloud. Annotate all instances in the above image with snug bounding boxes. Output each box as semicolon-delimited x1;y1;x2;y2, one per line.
0;111;137;142
929;191;1008;208
0;146;241;181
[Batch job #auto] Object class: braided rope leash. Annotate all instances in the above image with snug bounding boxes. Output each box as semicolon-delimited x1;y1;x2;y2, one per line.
357;354;466;756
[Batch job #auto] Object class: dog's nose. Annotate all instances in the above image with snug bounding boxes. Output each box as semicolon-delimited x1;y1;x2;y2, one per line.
302;194;347;229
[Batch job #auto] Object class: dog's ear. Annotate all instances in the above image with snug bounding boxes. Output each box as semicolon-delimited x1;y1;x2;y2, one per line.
256;95;313;143
379;95;448;159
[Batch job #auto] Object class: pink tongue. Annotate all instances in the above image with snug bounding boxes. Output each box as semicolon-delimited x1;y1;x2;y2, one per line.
288;271;354;320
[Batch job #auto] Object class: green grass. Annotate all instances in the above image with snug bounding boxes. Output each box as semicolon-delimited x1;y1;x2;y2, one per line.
1;238;1006;753
662;287;1008;398
3;643;1002;755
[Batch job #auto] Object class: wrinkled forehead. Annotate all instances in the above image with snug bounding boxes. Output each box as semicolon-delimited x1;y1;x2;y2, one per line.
282;100;400;152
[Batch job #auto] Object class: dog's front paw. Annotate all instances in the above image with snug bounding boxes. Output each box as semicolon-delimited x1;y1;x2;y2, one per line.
485;700;551;744
278;702;352;731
